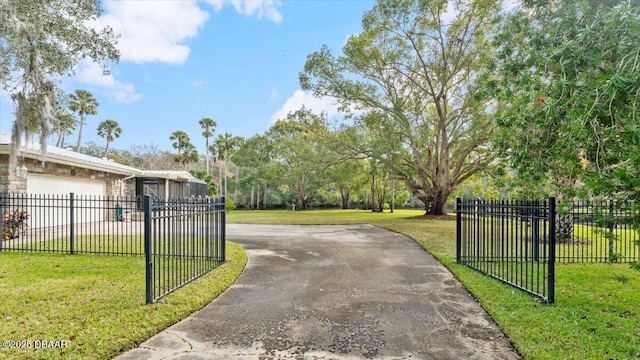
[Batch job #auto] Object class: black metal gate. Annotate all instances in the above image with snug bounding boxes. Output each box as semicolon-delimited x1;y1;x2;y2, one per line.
144;196;226;304
456;198;556;303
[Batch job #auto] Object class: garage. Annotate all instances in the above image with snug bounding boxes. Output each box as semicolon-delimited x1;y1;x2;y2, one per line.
27;174;106;196
23;174;108;229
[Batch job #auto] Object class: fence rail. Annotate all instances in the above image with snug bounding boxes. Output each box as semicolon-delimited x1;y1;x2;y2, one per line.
559;200;640;263
0;192;226;304
0;192;144;255
456;197;640;303
144;196;226;304
456;198;556;303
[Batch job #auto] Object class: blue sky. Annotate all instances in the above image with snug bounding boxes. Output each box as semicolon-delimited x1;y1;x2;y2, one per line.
0;0;375;153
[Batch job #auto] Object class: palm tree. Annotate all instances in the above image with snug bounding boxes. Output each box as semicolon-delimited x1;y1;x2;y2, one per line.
54;112;76;148
97;119;122;157
170;130;191;155
68;89;99;152
170;130;198;169
209;142;223;196
174;142;199;169
199;117;217;175
214;133;242;197
53;88;76;148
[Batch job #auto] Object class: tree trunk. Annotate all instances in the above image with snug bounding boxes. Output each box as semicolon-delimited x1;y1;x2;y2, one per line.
250;186;255;210
554;194;574;243
390;178;395;213
297;192;306;210
218;162;223;197
224;152;228;198
263;186;267;210
340;189;350;209
234;167;239;202
371;169;376;213
423;188;449;216
76;115;85;152
205;138;210;176
376;192;385;212
555;215;574;243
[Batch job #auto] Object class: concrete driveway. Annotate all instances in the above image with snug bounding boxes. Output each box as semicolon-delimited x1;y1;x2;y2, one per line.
115;224;520;359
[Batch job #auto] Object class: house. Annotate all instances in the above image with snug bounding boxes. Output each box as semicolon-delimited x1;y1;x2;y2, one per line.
0;133;208;198
1;133;209;228
0;132;141;195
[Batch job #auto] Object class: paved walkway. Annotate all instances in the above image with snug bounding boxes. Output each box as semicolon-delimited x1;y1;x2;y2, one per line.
115;224;520;359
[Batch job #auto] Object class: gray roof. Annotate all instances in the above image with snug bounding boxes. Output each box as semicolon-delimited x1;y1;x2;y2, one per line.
0;132;141;176
0;133;207;183
140;170;207;184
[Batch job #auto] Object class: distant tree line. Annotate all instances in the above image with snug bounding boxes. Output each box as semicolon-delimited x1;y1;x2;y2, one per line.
4;0;640;221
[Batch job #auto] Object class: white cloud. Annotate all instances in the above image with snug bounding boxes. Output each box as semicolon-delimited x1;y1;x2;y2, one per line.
143;74;159;83
75;61;142;104
191;79;205;89
270;90;342;123
89;1;282;66
94;1;209;64
268;88;279;101
206;0;283;24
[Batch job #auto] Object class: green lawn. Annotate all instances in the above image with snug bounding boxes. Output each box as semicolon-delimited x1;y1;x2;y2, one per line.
2;209;639;359
229;209;640;360
0;242;246;360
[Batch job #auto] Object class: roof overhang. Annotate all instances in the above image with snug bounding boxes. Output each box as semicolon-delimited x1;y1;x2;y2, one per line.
0;141;141;177
139;170;207;184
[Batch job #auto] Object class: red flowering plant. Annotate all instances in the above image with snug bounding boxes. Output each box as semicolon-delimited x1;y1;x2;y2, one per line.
2;209;29;241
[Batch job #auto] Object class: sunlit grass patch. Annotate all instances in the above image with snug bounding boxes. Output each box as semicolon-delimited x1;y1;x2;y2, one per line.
0;242;246;360
227;208;425;225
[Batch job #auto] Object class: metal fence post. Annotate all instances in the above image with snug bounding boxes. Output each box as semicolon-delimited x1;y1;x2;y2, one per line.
69;192;75;255
548;197;556;304
221;196;226;262
144;195;154;304
609;199;615;264
456;198;462;264
533;199;540;261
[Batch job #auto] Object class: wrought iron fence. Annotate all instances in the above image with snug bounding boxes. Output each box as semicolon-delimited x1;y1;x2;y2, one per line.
456;197;640;303
0;192;144;255
559;199;640;263
0;192;226;304
144;196;226;304
456;198;556;303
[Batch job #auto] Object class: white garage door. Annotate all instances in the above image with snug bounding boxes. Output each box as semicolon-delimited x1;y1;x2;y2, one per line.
27;174;106;196
25;174;107;229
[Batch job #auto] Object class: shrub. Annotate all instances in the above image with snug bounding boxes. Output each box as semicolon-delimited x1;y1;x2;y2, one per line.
2;209;29;240
225;198;237;212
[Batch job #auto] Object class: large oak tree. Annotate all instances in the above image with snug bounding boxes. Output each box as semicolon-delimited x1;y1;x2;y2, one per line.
300;0;499;215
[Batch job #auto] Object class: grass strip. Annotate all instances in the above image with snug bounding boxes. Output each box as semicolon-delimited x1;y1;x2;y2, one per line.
0;241;246;360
